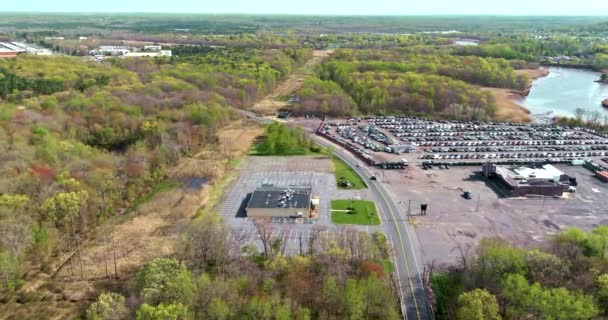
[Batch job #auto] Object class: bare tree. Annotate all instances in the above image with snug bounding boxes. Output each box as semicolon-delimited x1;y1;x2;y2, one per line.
308;225;326;255
0;223;31;258
253;220;275;259
452;242;474;272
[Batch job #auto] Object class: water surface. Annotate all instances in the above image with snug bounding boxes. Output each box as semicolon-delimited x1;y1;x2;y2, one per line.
521;67;608;119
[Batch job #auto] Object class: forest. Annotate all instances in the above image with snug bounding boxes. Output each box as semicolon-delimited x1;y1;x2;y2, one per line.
84;217;400;319
0;48;310;300
431;226;608;320
294;48;535;120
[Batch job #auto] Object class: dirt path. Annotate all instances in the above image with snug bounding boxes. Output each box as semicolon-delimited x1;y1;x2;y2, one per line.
250;50;333;115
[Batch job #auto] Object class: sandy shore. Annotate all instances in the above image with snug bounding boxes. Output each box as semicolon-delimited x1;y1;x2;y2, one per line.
484;68;550;123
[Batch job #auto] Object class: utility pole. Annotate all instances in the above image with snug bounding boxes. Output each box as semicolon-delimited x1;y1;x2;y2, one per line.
408;200;412;216
112;232;118;279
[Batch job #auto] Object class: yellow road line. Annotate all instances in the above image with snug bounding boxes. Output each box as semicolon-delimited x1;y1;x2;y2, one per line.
376;184;422;320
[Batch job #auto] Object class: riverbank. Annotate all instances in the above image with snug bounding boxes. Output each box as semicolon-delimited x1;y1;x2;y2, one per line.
485;68;550;123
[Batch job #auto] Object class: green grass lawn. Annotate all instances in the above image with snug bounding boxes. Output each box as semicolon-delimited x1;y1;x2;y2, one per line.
331;200;380;225
332;157;367;190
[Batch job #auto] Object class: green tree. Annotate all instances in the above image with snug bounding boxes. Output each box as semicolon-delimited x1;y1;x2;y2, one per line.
456;289;501;320
474;238;526;289
503;273;598;320
207;298;231;320
137;258;194;305
86;292;128;320
596;274;608;315
343;279;364;320
39;191;88;231
136;303;190;320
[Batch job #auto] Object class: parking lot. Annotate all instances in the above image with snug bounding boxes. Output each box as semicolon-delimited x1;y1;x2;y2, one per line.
319;116;608;168
374;163;608;267
219;156;377;255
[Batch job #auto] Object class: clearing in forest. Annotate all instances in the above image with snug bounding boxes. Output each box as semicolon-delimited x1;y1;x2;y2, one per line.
251;50;334;115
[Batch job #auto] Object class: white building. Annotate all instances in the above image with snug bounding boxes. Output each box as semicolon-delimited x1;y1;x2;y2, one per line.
144;45;162;51
91;46;131;56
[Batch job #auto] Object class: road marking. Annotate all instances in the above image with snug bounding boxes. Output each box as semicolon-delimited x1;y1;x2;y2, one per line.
375;182;422;320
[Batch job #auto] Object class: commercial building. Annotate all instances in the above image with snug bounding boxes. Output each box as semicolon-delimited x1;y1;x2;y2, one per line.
483;162;571;197
246;186;313;218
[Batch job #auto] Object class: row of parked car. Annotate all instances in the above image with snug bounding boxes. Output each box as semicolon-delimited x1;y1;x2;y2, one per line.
318;124;377;165
419;151;607;160
425;145;608;153
358;125;394;145
336;126;384;152
420;158;579;167
417;140;608;147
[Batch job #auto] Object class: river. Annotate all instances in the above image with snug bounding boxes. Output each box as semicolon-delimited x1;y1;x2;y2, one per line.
520;67;608;119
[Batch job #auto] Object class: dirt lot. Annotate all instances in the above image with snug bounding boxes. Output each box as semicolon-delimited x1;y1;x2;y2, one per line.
379;164;608;268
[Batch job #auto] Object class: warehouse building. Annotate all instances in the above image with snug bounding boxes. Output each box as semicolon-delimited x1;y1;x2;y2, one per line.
483;162;571;197
246;186;313;218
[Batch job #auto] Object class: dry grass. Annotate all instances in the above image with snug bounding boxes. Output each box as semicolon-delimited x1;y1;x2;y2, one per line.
7;120;263;318
516;68;550;79
484;87;531;123
484;68;550;123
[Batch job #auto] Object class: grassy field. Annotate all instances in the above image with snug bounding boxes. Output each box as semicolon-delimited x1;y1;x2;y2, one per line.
331;200;380;225
332;156;367;189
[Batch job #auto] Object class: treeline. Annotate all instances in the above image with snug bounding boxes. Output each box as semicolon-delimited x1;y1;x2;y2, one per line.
0;49;307;293
329;49;529;89
453;36;584;61
295;77;357;117
554;108;608;133
0;58;114;99
84;219;400;320
300;49;500;120
432;226;608;320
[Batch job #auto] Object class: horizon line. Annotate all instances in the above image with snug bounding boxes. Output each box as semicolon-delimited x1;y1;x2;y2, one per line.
1;11;608;17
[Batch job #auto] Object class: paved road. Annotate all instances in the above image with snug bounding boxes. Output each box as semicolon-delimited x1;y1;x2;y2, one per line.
238;110;432;320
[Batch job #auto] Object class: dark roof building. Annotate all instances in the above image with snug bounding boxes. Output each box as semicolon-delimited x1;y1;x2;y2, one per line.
246;186;312;218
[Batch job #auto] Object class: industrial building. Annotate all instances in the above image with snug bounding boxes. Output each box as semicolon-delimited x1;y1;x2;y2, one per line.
90;45;172;58
483;162;571;197
246;186;316;218
0;42;52;57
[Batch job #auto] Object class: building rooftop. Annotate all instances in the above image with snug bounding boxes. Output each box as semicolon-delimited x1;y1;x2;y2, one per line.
496;164;567;186
512;164;564;180
247;186;311;209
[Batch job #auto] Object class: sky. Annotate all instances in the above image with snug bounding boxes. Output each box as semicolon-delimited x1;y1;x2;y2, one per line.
2;0;608;15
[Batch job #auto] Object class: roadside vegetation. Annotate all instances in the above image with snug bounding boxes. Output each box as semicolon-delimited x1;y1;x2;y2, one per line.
431;226;608;320
331;157;367;190
249;122;320;156
331;200;380;225
84;217;398;319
